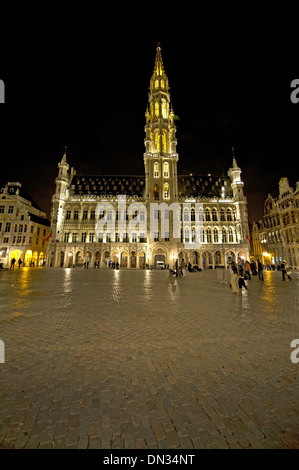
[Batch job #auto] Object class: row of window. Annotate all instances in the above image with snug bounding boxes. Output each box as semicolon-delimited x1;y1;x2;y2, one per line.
0;222;46;235
1;236;45;246
63;207;237;222
62;227;238;244
0;205;14;214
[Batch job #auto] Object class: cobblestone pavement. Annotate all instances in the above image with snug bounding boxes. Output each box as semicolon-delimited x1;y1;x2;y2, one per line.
0;266;298;449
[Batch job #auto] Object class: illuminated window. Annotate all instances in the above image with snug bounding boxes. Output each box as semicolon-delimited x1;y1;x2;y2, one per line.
162;99;167;118
155;79;159;89
155;132;160;152
163;183;169;200
163;162;169;178
155;101;159;117
162;132;167;152
154;162;159;178
161;79;165;89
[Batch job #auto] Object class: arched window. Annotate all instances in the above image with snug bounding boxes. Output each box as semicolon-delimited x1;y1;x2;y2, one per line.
191;227;196;242
155;132;160;152
191;208;195;222
228;227;234;242
212;208;218;221
227;209;233;221
162;131;167;152
199;228;204;243
220;208;225;221
154;162;159;178
163;183;169;200
213;228;219;243
161;99;167;118
163;161;169;178
183;209;189;222
207;228;212;243
161;79;165;89
155;101;159;117
155;79;159;89
153;184;159;200
205;209;211;221
222;228;227;243
184;228;190;243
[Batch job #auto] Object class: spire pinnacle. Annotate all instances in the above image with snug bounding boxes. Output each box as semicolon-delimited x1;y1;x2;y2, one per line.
232;146;238;169
61;145;67;164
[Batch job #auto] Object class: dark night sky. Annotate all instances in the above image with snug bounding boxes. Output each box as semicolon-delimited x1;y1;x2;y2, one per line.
0;22;298;224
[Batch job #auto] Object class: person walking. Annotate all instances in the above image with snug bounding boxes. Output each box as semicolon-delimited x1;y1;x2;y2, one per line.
175;259;179;277
245;260;251;280
181;258;186;277
10;257;16;269
237;257;248;293
257;259;264;281
281;261;286;281
228;256;238;293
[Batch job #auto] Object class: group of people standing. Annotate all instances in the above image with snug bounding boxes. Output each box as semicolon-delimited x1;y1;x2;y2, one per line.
228;256;293;294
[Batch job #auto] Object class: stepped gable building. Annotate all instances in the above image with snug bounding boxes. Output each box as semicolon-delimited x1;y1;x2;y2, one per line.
251;177;299;268
47;46;250;269
0;182;51;267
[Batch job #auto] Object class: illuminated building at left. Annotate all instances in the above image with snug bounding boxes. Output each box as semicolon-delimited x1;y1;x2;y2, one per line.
0;182;51;267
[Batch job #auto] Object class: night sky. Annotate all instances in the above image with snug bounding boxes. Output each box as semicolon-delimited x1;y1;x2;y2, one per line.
1;28;298;224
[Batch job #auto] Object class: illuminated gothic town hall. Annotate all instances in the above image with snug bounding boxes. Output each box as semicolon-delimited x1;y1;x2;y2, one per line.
46;46;250;269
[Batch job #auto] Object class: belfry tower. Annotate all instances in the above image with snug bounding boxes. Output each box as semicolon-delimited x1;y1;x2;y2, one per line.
144;46;179;203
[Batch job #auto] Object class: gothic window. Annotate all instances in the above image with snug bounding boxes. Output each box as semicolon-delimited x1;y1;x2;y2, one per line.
220;209;225;221
163;183;169;200
199;228;205;243
184;228;189;243
162;99;167;118
183;209;189;222
192;227;196;242
163;162;169;178
205;209;211;221
191;208;195;222
155;79;159;89
207;228;212;243
162;131;167;152
154;163;159;178
161;79;165;89
222;228;227;243
213;228;219;242
212;208;218;221
155;101;159;117
227;209;233;221
228;227;234;242
155;132;160;151
153;184;159;200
